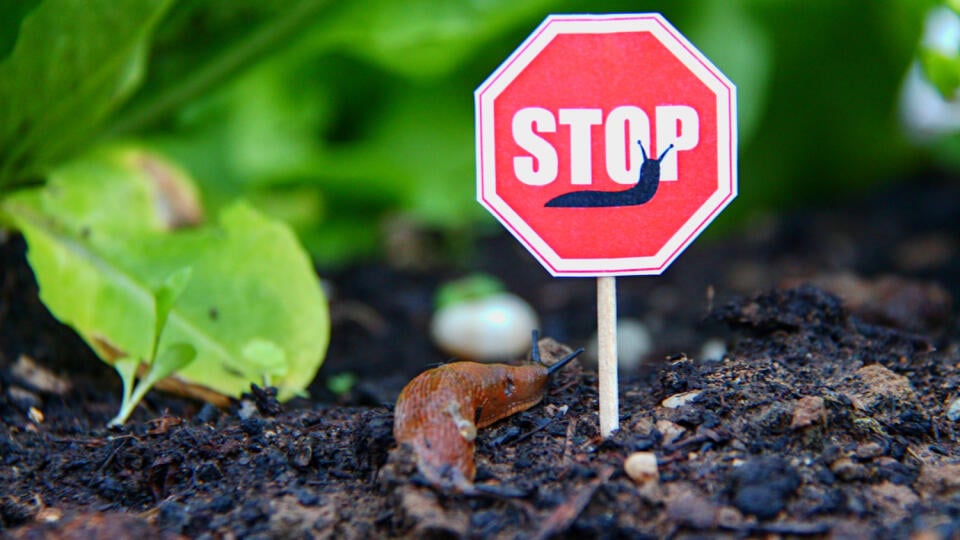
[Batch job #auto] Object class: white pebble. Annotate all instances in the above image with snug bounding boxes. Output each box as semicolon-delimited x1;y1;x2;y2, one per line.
624;452;659;485
430;292;539;360
948;397;960;422
661;390;702;409
699;338;727;361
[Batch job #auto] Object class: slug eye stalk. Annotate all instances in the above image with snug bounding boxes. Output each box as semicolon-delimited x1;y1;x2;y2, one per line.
547;348;584;376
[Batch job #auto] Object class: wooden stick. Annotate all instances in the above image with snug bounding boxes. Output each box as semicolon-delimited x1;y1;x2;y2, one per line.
597;276;618;437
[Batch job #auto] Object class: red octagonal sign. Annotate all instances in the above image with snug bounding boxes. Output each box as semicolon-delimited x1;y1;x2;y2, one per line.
476;14;736;276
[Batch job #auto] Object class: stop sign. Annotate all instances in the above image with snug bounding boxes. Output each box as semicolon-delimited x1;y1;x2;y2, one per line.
476;14;736;276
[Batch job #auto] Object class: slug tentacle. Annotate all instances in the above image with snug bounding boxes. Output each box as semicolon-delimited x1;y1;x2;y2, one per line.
392;332;583;492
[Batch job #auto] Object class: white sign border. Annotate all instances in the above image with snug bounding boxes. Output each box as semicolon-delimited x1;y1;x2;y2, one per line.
475;13;737;277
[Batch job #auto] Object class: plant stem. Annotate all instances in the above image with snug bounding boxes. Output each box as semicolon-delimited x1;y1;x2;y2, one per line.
109;374;156;427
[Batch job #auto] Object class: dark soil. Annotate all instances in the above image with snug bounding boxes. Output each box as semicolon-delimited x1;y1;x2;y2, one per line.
2;177;960;539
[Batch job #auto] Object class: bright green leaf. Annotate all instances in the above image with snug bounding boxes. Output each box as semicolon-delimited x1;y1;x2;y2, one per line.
948;0;960;16
241;338;289;384
154;267;193;356
150;342;198;382
0;0;173;188
326;372;357;396
435;274;505;310
920;47;960;98
312;0;558;79
2;145;329;402
686;0;771;146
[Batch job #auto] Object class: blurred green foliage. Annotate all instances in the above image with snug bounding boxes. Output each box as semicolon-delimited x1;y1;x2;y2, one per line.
0;0;944;265
0;0;331;415
919;2;960;98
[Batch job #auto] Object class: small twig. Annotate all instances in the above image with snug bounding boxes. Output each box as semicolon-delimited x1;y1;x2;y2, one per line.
560;416;578;464
662;427;726;453
97;437;131;472
529;466;614;540
553;377;581;394
511;417;556;445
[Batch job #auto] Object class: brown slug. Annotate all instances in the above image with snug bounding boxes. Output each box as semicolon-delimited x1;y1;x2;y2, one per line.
393;331;583;492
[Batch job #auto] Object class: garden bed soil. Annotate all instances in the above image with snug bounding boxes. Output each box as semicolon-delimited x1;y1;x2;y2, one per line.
2;177;960;538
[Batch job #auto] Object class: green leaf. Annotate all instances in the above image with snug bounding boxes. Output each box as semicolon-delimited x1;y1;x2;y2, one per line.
434;274;505;310
154;267;193;352
2;144;330;402
312;0;558;79
0;0;41;61
106;0;333;136
686;0;771;146
303;86;484;229
150;342;198;382
920;47;960;99
241;338;289;385
326;372;357;396
0;0;173;188
948;0;960;17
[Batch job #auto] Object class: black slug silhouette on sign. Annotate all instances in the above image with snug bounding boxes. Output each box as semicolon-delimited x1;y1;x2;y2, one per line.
545;141;674;208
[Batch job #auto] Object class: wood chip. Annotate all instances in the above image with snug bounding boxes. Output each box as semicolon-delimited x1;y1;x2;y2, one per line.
790;395;825;430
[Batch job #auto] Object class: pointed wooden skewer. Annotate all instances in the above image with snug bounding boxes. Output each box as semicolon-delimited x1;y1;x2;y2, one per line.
597;276;618;437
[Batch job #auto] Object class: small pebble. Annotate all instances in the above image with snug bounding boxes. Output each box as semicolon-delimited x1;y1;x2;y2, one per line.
27;407;44;424
699;338;726;361
237;400;258;420
655;420;686;445
35;507;63;523
12;355;71;394
790;395;825;430
855;442;884;460
8;386;41;411
947;397;960;422
661;390;701;409
624;452;659;485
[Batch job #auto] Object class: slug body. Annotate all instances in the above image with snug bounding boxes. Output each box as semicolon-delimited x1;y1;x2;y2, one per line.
392;333;582;492
545;142;674;208
393;362;549;490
